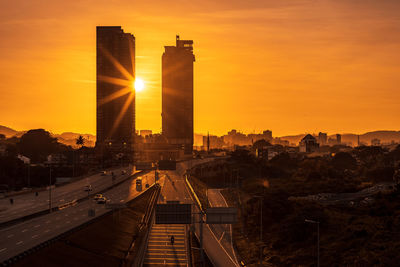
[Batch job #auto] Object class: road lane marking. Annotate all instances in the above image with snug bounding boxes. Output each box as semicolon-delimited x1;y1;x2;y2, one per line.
22;229;27;233
44;230;50;233
45;220;51;224
0;248;6;253
66;221;70;224
7;234;14;238
34;224;40;228
32;235;38;238
16;241;23;245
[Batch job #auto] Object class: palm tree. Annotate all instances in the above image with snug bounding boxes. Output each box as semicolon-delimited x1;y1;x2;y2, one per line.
76;135;85;148
73;136;85;177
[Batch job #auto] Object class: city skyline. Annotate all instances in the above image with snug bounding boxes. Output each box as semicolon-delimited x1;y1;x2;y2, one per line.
0;0;400;137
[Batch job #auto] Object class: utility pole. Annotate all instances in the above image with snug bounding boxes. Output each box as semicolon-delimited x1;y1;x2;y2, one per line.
200;212;205;267
27;163;30;188
49;163;52;213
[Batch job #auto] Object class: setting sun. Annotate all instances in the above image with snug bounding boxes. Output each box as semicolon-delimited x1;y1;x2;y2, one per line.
134;78;144;92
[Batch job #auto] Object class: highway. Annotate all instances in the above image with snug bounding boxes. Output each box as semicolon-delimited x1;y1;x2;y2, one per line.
0;158;237;265
144;173;190;266
0;170;158;262
0;167;136;224
207;189;238;264
144;160;239;267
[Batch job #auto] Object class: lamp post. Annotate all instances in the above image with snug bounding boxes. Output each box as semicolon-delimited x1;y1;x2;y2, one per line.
48;157;53;213
305;219;320;267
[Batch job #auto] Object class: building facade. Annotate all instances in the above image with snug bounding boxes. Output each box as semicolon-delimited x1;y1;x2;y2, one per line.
162;35;195;154
96;26;135;157
318;132;328;146
299;134;319;153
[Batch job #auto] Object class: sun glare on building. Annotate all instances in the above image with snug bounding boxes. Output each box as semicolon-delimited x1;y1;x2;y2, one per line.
134;78;145;92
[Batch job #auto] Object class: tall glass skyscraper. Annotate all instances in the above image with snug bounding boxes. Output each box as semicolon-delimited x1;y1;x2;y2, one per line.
96;26;135;157
162;36;195;154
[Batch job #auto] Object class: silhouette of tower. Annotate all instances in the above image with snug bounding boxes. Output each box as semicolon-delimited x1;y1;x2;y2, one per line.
162;35;195;154
96;26;135;158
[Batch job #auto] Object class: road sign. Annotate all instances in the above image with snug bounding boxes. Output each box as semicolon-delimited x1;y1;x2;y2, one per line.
155;203;192;224
135;162;153;170
206;207;238;224
158;160;176;170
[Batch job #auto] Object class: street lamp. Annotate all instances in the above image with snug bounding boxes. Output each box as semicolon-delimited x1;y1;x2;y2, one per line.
305;219;320;267
48;156;53;213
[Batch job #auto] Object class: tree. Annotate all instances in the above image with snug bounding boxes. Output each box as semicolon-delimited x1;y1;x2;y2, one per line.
332;152;357;171
18;129;58;163
76;135;85;148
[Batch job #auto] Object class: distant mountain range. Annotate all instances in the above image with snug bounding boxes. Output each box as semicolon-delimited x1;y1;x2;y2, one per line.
0;125;96;148
279;131;400;146
1;125;399;147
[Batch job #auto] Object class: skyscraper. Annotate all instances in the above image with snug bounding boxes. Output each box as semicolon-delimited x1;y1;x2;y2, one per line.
162;35;195;154
96;26;135;157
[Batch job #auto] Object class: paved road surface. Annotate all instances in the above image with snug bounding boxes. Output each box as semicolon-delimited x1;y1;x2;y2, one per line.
207;189;238;264
144;162;238;267
0;167;135;224
0;171;160;262
144;224;188;266
144;172;190;266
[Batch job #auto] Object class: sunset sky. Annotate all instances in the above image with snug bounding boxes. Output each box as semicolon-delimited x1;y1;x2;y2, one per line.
0;0;399;137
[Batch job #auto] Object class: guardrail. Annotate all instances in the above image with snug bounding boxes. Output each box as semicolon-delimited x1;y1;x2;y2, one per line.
185;176;204;212
125;183;161;267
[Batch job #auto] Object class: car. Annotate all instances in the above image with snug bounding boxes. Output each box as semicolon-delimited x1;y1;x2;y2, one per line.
101;171;107;176
121;170;127;175
84;185;92;192
96;197;107;204
94;194;103;200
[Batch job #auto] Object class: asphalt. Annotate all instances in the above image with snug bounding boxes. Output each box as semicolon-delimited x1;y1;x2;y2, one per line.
144;172;190;266
0;170;157;262
207;189;239;264
144;160;239;267
0;167;135;224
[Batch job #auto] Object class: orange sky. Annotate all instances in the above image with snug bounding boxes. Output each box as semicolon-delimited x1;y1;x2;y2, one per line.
0;0;399;137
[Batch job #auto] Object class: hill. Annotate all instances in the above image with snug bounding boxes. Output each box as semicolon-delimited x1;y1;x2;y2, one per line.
0;125;95;147
280;131;400;146
0;125;18;137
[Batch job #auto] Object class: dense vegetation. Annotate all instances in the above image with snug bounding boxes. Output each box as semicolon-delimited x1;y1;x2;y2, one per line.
0;129;98;190
191;144;400;266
